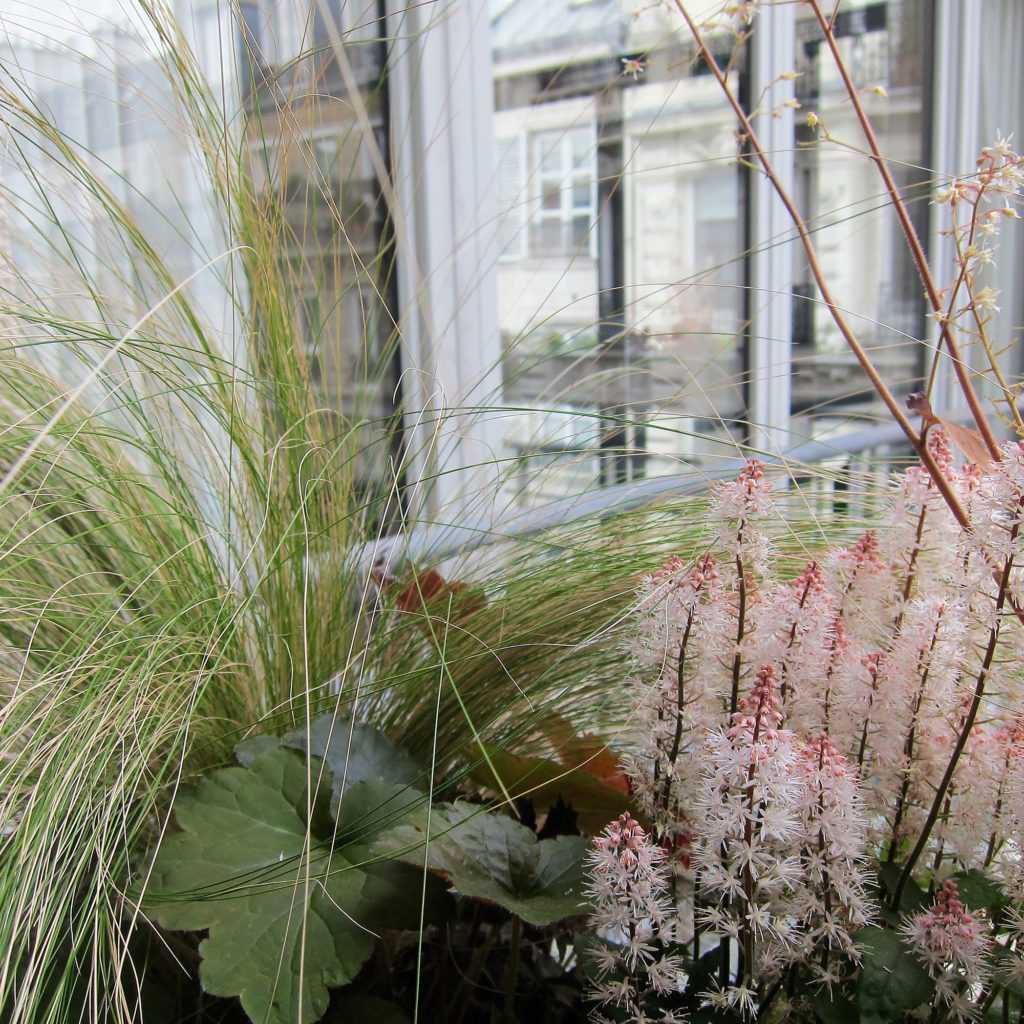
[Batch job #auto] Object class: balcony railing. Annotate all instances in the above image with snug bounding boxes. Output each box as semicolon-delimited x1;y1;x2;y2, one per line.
363;419;926;571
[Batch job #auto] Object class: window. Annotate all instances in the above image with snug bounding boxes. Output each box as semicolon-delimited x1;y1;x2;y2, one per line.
494;122;597;263
312;0;341;50
528;128;596;258
481;0;1006;507
506;403;603;507
791;0;928;441
490;2;748;505
692;174;742;335
12;0;1024;523
230;0;398;499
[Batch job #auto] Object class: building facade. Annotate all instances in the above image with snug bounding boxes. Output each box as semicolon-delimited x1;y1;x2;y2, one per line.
3;0;1022;517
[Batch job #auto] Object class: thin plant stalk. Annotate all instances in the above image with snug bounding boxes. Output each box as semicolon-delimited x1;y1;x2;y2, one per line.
804;0;1003;459
669;0;972;535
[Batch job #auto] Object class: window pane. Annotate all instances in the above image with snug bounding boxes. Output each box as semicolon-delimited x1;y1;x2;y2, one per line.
571;180;591;209
242;2;398;493
3;0;398;505
571;128;592;169
627;4;750;477
529;218;566;257
491;2;749;506
571;215;592;251
541;181;562;210
790;0;927;442
535;131;564;174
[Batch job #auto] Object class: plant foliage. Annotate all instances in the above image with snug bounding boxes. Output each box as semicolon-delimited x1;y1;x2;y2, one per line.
145;715;589;1021
375;801;588;927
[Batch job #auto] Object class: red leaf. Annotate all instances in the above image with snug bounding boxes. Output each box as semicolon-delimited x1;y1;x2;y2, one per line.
906;390;994;468
538;713;631;795
394;569;448;611
906;390;938;424
938;418;994;470
385;567;487;624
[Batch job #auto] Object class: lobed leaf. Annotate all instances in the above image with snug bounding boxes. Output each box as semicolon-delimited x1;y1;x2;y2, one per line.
855;926;933;1024
951;869;1007;913
146;749;375;1024
469;744;635;834
373;800;588;926
282;714;421;816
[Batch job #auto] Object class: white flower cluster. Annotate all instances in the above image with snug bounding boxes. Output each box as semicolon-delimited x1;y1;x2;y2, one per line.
625;553;727;852
789;734;875;981
585;813;687;1023
709;459;773;577
693;666;805;988
585;439;1024;1018
901;880;990;1022
932;139;1023;350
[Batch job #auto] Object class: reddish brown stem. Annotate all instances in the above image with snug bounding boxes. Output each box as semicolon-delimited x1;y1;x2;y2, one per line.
670;0;972;534
805;0;1001;461
730;549;747;717
740;689;769;986
892;513;1020;908
924;193;983;398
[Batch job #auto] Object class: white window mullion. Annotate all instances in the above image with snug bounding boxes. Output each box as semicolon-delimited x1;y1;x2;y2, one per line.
747;0;795;456
929;0;983;419
384;0;504;526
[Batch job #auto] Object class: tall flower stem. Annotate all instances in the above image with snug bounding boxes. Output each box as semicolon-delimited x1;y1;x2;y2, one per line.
805;0;1002;460
778;564;819;705
740;688;770;987
730;551;747;717
886;617;943;863
669;0;971;535
896;506;928;624
893;519;1020;908
855;654;881;770
661;613;694;812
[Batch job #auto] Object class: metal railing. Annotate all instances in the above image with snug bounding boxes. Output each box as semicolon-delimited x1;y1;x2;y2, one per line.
364;421;917;570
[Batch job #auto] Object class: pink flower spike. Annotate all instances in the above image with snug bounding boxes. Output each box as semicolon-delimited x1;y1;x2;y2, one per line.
901;879;990;1017
711;459;773;522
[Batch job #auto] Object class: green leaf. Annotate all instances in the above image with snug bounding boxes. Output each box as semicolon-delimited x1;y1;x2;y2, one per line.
374;801;588;926
469;745;633;833
991;947;1024;998
855;926;934;1024
234;733;281;767
875;860;929;915
331;780;452;932
284;715;421;816
355;858;452;932
146;749;374;1024
952;869;1007;913
811;989;858;1024
985;994;1012;1024
334;780;426;848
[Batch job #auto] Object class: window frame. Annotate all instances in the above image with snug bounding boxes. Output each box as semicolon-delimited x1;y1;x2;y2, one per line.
380;0;1021;517
495;132;528;261
527;125;598;261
